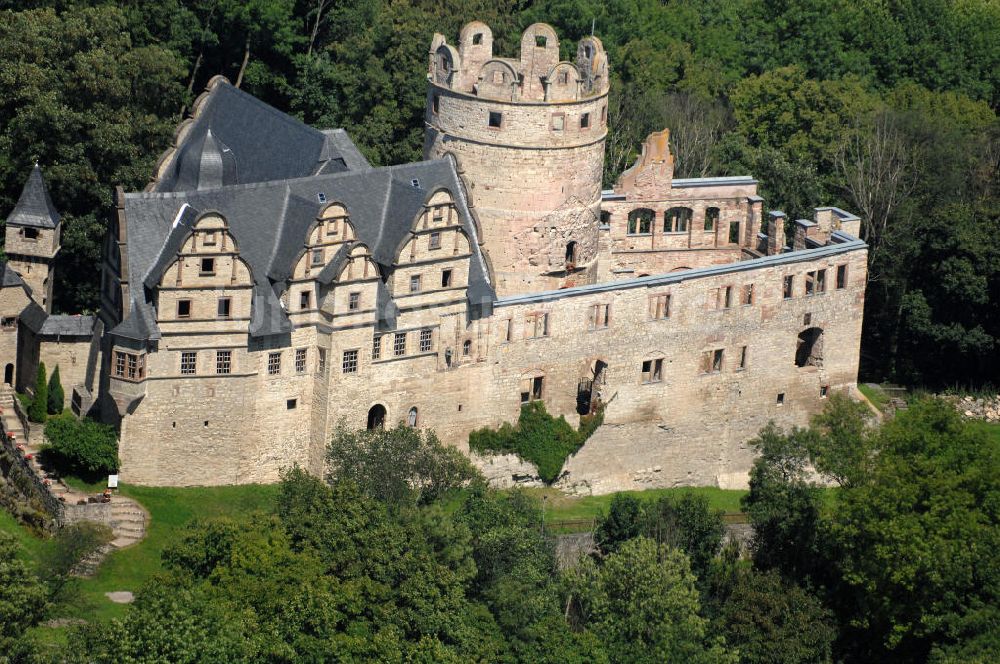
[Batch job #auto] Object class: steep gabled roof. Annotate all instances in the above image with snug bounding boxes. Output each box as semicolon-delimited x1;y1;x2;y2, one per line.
0;261;27;289
154;81;369;193
6;164;60;229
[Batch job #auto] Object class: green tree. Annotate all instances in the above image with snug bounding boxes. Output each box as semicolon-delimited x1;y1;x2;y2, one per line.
0;533;48;663
46;364;64;415
713;568;836;664
580;537;735;663
326;422;479;507
27;362;46;423
829;399;1000;661
43;414;119;476
643;492;725;581
593;492;644;555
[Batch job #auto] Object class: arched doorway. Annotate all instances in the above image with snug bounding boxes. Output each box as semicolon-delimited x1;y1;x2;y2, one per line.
407;407;418;427
4;363;12;385
367;404;386;430
565;241;578;268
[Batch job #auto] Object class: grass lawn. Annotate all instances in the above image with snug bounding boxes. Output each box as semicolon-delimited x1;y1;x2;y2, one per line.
524;486;748;532
969;420;1000;445
42;483;280;626
0;507;56;563
858;383;889;412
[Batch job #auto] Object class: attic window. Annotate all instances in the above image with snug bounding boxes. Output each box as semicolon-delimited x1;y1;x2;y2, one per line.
472;33;483;45
411;179;420;188
317;192;327;203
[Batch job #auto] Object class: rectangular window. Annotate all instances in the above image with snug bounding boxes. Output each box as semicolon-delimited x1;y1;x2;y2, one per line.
820;385;829;398
327;219;339;237
738;345;748;370
502;318;512;343
217;297;231;319
268;352;281;376
177;300;192;319
299;290;311;310
342;349;358;373
724;286;733;309
580;112;590;129
204;231;217;246
432;207;444;223
114;351;126;378
200;257;215;275
180;351;197;375
318;348;327;375
527;312;549;338
488;111;502;128
1;316;16;330
295;348;307;373
783;275;794;299
409;274;422;293
805;271;816;296
441;269;453;288
649;294;670;320
742;284;754;306
23;228;39;240
429;232;441;250
311;248;324;266
432;93;440;114
348;292;360;311
836;264;848;289
552;113;565;131
287;398;297;409
641;358;663;383
701;349;724;374
394;332;407;357
590;303;610;329
372;335;381;360
729;221;740;244
126;354;138;380
216;350;231;375
777;392;785;405
419;328;433;352
816;269;827;293
520;376;545;403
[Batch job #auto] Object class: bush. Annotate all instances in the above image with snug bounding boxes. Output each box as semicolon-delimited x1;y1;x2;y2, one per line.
468;402;603;484
43;414;119;476
47;365;64;415
27;362;47;423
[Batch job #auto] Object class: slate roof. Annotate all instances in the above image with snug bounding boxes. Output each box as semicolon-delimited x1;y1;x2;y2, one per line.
40;315;95;337
118;82;495;342
6;164;60;229
19;301;47;334
154;81;370;193
0;261;27;289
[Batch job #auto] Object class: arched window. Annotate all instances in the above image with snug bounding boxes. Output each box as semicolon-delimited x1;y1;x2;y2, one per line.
462;339;472;356
367;404;386;430
407;407;418;427
705;207;720;231
627;208;654;235
795;328;824;368
664;207;693;233
565;241;578;265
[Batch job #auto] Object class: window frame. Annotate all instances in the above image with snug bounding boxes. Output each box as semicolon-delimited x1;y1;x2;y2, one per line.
180;351;197;375
342;349;359;374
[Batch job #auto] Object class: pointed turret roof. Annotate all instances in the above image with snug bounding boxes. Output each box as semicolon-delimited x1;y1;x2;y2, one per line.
6;164;60;229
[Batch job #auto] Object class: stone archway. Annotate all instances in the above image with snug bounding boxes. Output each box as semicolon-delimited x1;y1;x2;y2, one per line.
367;404;387;430
795;327;824;368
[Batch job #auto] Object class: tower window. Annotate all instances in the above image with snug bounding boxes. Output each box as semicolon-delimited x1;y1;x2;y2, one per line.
580;113;591;129
348;292;360;310
472;33;483;45
535;35;547;47
431;94;440;114
488;111;502;129
441;269;453;288
342;350;358;374
22;228;39;240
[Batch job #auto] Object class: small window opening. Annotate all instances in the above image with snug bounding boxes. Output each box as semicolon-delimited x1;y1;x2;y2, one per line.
520;376;545;403
783;275;794;299
268;352;281;375
641;358;663;383
795;327;824;368
348;292;360;310
558;71;568;85
462;339;471;356
429;232;441;250
738;346;748;370
664;207;692;233
488;111;502;129
776;393;785;405
177;300;192;319
432;94;440;114
407;407;418;426
565;241;578;265
410;179;420;188
820;385;829;398
649;294;670;319
286;399;297;410
803;312;812;326
23;228;39;240
705;207;720;231
217;297;231;319
742;284;754;306
409;274;422;293
311;248;324;266
836;264;848;289
299;290;311;310
580;113;591;129
724;286;733;309
729;221;740;244
472;33;483;45
441;269;453;288
535;35;547;48
317;192;327;203
342;349;358;373
201;257;215;275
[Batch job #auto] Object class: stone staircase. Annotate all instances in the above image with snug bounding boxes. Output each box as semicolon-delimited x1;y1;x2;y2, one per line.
0;386;148;577
72;497;147;577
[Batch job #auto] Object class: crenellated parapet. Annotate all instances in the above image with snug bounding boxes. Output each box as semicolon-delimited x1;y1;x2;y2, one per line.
428;22;609;102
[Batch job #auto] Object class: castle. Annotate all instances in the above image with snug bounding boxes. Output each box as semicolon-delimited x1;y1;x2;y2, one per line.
0;23;866;492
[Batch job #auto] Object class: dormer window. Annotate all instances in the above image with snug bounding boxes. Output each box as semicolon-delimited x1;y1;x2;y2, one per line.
411;179;420;188
317;192;327;203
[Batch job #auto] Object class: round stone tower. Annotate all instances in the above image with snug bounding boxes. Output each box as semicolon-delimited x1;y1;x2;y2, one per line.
423;21;610;295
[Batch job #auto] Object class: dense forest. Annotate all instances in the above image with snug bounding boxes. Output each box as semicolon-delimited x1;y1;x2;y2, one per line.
3;397;997;662
1;0;998;387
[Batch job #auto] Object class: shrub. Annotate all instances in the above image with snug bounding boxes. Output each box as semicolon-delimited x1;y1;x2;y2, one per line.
469;402;603;484
47;365;64;415
43;414;119;476
27;362;47;423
